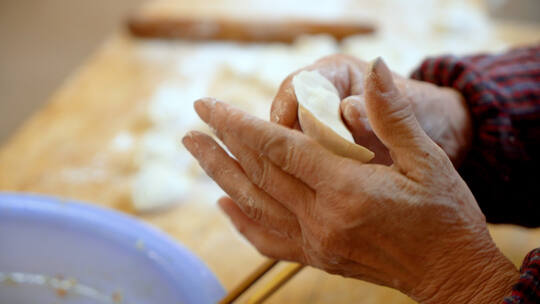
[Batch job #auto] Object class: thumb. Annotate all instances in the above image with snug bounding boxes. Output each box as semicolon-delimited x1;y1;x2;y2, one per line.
364;57;441;173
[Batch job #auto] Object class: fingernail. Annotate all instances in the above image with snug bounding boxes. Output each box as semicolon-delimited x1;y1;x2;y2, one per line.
342;96;366;118
341;97;358;121
369;57;396;93
217;197;232;215
194;97;216;123
181;131;197;153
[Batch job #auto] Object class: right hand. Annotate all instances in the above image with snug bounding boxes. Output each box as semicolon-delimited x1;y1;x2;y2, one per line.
271;54;473;167
183;57;518;303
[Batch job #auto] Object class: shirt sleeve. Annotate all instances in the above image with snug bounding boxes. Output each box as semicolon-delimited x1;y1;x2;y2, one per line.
503;248;540;304
411;45;540;304
410;45;540;227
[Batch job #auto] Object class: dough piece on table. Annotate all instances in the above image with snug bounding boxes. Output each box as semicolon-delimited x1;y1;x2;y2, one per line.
132;162;191;212
293;70;374;163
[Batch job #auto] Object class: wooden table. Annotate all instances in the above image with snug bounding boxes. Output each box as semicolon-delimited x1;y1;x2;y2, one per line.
1;2;540;303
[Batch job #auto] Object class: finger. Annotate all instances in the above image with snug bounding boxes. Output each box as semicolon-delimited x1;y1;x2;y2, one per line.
270;75;299;127
219;197;305;262
182;131;301;239
341;95;370;138
341;96;393;165
312;54;367;97
217;130;315;217
194;98;339;190
364;57;446;175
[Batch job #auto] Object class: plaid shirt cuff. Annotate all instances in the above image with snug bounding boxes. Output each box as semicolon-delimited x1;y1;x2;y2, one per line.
503;249;540;304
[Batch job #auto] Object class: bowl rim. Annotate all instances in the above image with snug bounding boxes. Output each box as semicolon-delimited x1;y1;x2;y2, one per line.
0;192;225;303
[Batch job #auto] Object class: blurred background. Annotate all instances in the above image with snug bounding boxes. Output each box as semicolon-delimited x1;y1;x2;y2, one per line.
0;0;539;144
0;0;145;143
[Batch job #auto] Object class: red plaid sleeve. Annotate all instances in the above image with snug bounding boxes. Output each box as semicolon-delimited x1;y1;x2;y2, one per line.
504;249;540;304
411;45;540;227
411;45;540;304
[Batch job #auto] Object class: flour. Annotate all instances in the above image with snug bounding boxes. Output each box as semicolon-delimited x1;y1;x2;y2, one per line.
110;131;134;152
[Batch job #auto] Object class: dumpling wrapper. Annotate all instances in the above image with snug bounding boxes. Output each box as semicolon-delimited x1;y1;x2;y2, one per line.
293;70;374;163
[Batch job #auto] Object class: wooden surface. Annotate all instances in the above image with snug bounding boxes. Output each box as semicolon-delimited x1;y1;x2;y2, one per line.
1;2;540;303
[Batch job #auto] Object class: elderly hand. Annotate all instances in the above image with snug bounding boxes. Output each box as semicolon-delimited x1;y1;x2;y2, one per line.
183;58;517;303
271;54;473;166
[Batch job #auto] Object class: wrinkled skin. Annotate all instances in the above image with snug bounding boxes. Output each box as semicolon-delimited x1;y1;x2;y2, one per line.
183;57;518;303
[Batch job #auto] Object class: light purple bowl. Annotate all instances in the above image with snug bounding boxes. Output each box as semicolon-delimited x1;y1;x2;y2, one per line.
0;193;225;304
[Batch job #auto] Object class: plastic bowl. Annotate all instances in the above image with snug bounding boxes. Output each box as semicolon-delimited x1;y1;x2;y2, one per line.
0;193;224;304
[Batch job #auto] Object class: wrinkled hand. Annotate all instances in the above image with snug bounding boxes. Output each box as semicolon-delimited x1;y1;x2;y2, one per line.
271;54;473;166
183;58;517;303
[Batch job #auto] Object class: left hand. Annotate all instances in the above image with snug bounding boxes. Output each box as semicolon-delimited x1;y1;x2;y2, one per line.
183;58;517;303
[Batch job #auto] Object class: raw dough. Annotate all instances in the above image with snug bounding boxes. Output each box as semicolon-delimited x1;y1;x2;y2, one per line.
293;70;374;163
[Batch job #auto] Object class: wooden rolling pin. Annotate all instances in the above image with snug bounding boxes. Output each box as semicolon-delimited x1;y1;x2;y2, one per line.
127;15;374;43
